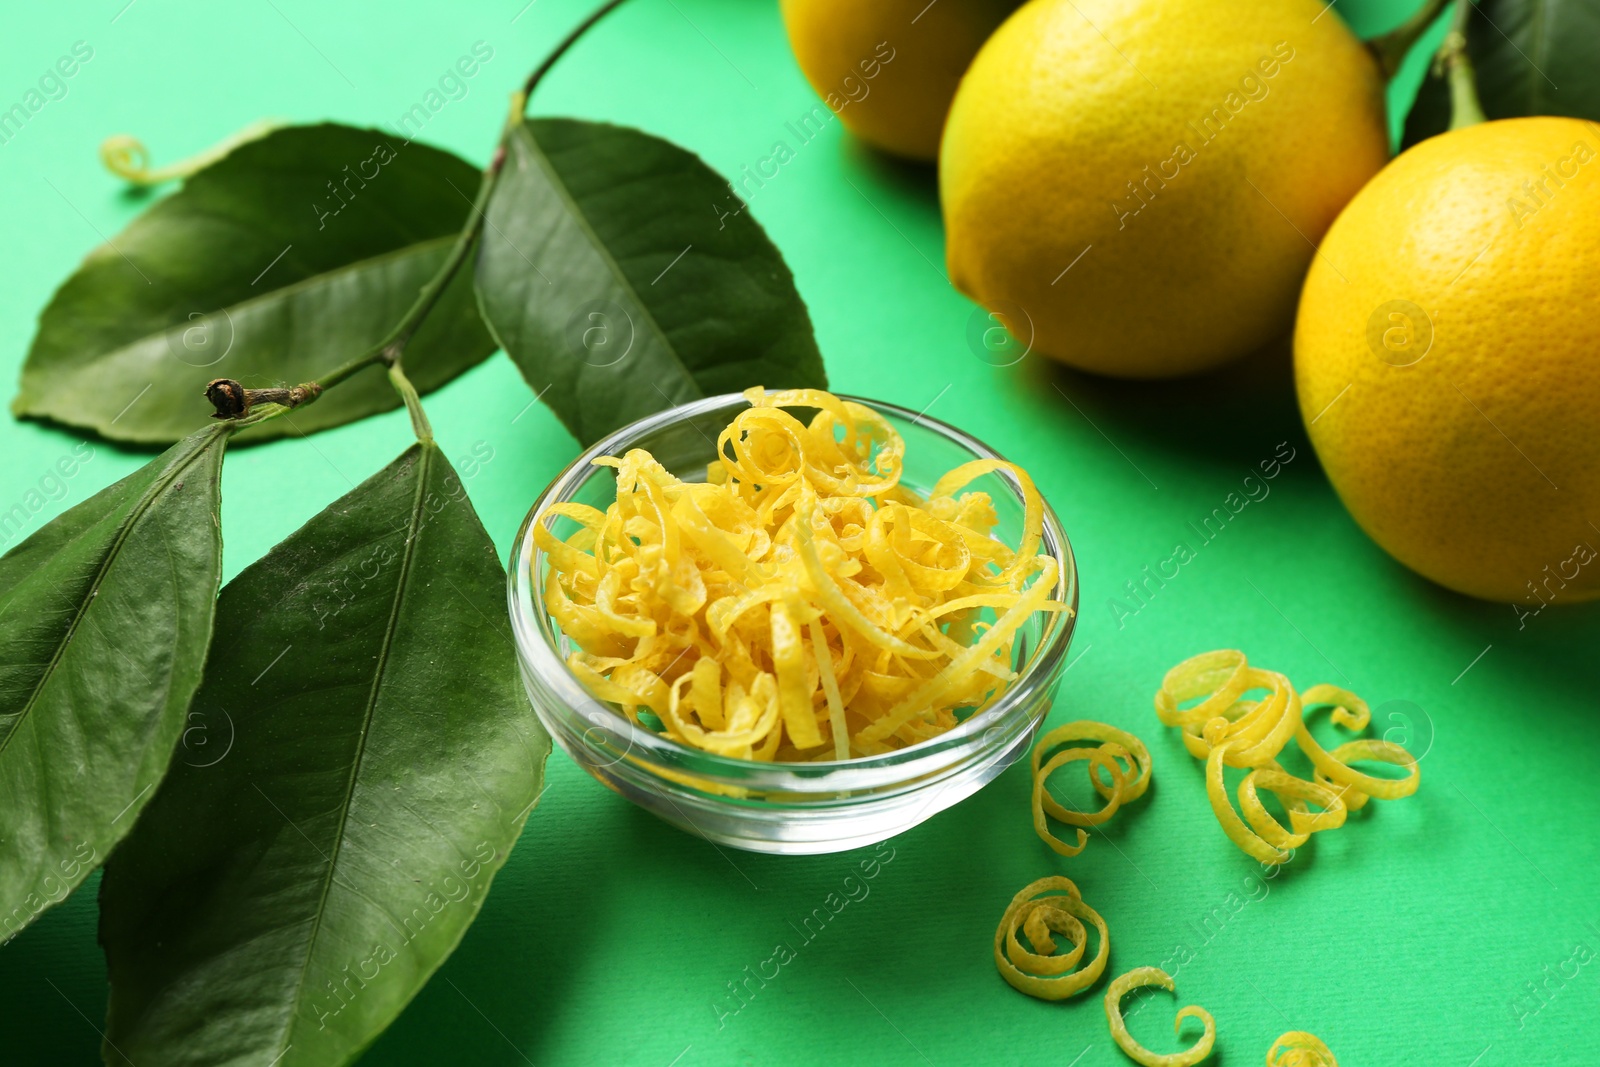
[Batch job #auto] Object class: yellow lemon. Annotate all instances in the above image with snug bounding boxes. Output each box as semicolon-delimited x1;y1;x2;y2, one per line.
781;0;1020;162
1296;117;1600;604
941;0;1387;377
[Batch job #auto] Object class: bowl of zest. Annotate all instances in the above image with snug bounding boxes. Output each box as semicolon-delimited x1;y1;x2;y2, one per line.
508;389;1078;854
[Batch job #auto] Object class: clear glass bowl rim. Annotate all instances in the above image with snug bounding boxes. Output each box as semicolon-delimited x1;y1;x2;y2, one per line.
507;391;1079;788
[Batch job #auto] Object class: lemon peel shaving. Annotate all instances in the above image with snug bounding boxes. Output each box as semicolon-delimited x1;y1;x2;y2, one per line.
539;388;1066;761
1030;720;1153;856
1104;967;1216;1067
1265;1031;1338;1067
1295;685;1420;801
1155;650;1419;866
993;875;1110;1000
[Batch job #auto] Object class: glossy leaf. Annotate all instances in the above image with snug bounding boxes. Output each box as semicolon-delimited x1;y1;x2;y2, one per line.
99;442;549;1067
1402;0;1600;147
475;118;828;446
14;124;496;444
0;425;226;943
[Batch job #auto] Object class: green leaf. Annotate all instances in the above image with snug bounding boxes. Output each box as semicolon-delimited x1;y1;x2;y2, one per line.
14;124;496;445
475;118;828;446
99;442;549;1067
1402;0;1600;147
0;425;226;943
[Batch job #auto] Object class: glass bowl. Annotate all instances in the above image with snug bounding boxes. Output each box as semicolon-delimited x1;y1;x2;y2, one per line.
507;393;1078;855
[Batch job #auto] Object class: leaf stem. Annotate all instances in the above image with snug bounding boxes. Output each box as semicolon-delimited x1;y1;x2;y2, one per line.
1441;0;1488;129
1368;0;1452;81
520;0;634;106
388;362;433;443
225;402;296;433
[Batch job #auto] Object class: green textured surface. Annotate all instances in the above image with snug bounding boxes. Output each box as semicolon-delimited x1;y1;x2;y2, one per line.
0;2;1593;1065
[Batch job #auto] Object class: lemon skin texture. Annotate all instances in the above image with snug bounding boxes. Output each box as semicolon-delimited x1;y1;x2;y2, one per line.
941;0;1389;377
1295;117;1600;603
781;0;1021;163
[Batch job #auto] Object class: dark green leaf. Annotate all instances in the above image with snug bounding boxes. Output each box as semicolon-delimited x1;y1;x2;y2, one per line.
475;118;827;446
14;124;496;445
1403;0;1600;147
100;442;549;1067
0;426;226;943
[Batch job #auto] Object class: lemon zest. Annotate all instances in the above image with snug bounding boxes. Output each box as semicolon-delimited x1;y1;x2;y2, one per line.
993;875;1109;1001
1104;967;1216;1067
1266;1031;1339;1067
1154;650;1420;866
539;388;1066;761
1295;685;1420;801
1030;720;1153;856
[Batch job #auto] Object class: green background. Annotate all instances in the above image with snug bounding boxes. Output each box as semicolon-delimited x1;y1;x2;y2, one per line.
2;1;1595;1064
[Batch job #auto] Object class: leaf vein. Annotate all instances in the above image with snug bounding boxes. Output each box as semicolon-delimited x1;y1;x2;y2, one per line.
517;129;700;396
0;427;225;763
277;445;432;1055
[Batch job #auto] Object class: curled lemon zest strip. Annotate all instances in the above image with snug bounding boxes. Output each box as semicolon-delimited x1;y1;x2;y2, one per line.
993;876;1109;1000
1205;740;1293;866
1156;651;1421;864
1266;1031;1338;1067
1055;721;1154;803
1154;650;1249;730
1104;966;1216;1067
1296;685;1420;801
1033;747;1122;856
1238;765;1347;851
100;118;283;186
1029;720;1153;856
539;388;1066;761
858;556;1059;745
1169;664;1299;767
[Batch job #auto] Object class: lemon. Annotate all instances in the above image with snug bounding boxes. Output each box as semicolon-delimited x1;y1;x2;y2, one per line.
780;0;1019;162
941;0;1387;378
1296;117;1600;604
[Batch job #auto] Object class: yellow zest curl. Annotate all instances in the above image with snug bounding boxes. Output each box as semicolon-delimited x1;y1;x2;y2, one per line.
1295;685;1420;801
539;388;1067;761
1266;1031;1339;1067
1155;651;1421;865
1030;720;1153;856
1104;967;1216;1067
993;876;1110;1001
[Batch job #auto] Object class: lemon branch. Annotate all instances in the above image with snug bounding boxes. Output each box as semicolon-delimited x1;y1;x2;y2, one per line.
1440;0;1488;129
520;0;632;108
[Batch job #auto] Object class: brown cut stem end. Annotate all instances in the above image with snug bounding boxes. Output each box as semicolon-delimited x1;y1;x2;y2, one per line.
206;378;321;420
